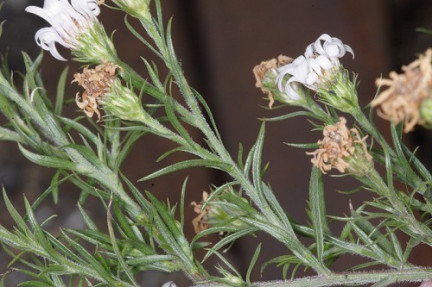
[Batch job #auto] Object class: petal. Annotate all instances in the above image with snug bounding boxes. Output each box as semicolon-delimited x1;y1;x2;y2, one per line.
285;78;302;100
344;44;355;59
304;44;314;58
25;5;52;23
314;55;333;70
35;27;68;60
71;0;100;18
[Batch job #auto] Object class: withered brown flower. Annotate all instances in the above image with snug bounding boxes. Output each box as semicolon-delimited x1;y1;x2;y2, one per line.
191;191;211;234
307;117;371;174
371;49;432;133
253;55;291;108
72;62;120;121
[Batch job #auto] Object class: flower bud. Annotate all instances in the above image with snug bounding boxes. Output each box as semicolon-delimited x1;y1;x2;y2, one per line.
101;78;146;122
112;0;151;20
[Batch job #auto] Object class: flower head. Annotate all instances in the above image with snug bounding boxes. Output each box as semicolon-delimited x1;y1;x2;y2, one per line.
191;190;249;234
307;117;372;175
26;0;109;61
73;62;120;120
372;49;432;133
276;34;354;106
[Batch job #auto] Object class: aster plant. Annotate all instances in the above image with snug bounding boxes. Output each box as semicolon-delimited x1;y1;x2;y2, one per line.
1;1;432;286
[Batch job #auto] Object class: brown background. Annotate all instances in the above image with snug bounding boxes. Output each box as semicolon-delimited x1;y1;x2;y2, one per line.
1;0;432;286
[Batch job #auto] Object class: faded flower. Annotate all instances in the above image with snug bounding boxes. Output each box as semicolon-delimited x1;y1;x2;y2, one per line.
253;55;291;107
372;49;432;133
73;62;120;120
307;117;372;174
191;191;211;233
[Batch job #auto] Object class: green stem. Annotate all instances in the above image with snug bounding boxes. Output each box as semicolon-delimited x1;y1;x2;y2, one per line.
192;268;432;287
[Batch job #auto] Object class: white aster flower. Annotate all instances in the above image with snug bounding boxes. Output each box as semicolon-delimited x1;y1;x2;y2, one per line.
26;0;101;61
305;33;354;65
276;33;354;101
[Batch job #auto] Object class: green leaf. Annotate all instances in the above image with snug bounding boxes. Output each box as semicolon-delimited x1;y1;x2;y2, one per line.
252;122;265;200
59;116;101;147
309;166;328;262
0;126;22;142
106;199;139;287
246;244;261;285
180;177;187;228
402;145;432;182
138;159;227;182
262;111;319;122
77;203;98;231
55;67;68;115
2;189;29;234
390;123;418;184
387;227;404;264
202;227;256;262
121;173;151;213
18;145;77;170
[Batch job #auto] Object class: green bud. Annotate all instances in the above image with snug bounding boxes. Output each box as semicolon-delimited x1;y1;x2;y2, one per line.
101;79;146;122
420;96;432;128
112;0;152;20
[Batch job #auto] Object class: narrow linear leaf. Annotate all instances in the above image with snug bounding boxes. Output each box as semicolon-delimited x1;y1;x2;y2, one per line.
19;145;76;170
55;66;68;115
246;244;261;285
309;166;328;262
138;159;227;182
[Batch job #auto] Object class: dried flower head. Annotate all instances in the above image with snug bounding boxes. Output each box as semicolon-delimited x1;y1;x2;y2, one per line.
191;191;211;233
372;49;432;133
307;117;371;174
253;55;291;108
73;62;120;120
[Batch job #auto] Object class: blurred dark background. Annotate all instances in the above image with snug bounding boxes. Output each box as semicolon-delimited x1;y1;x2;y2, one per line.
1;0;432;286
